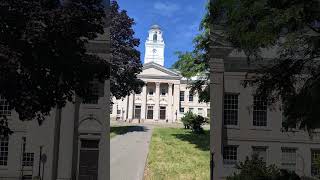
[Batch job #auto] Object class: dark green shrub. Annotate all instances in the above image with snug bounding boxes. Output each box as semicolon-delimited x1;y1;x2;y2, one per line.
189;115;207;133
181;111;195;129
181;111;208;133
227;154;301;180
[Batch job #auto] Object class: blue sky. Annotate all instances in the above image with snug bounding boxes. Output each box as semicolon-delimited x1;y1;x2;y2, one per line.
117;0;208;68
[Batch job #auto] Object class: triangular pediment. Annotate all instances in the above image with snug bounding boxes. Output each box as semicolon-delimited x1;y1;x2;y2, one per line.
138;62;182;80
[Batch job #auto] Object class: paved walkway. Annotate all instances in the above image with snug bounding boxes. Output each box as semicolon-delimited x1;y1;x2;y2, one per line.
110;125;153;180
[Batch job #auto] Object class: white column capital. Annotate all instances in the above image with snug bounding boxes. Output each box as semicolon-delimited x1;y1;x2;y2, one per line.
155;82;160;87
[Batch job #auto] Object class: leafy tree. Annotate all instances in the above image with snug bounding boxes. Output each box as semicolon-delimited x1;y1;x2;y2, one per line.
227;154;300;180
176;0;320;132
110;0;144;99
0;0;143;136
172;3;211;103
210;0;320;132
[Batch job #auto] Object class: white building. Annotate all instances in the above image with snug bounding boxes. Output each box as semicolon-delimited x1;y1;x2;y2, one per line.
111;25;210;123
210;46;320;179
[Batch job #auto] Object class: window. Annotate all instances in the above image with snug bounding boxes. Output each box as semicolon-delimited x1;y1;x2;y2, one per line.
189;92;193;102
160;106;166;120
161;88;166;95
149;89;154;95
198;108;203;116
179;107;184;113
252;146;267;163
22;175;32;180
253;96;267;126
0;96;10;116
134;105;141;119
81;139;99;149
207;109;210;117
0;138;8;166
83;82;99;104
281;148;296;171
117;109;121;115
110;103;113;114
22;137;34;167
147;106;153;119
223;146;237;164
153;33;157;41
311;150;320;176
189;108;194;113
180;91;185;101
224;94;238;125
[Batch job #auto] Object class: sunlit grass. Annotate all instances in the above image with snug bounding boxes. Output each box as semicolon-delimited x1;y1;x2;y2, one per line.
144;128;210;180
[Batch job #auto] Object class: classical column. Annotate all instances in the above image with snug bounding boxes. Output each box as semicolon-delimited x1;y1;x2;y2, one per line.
154;82;160;120
173;83;180;122
127;94;134;120
168;83;173;122
141;84;147;120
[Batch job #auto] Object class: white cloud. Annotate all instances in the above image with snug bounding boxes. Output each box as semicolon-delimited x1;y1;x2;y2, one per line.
153;2;180;17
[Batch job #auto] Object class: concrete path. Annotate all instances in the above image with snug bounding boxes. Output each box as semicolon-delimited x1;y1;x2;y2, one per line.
110;125;153;180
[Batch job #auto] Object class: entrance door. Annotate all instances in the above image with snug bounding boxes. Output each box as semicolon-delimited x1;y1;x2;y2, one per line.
134;105;141;119
147;106;153;119
160;106;166;120
78;139;99;180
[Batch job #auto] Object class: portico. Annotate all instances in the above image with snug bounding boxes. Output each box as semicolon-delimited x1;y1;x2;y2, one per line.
130;80;178;122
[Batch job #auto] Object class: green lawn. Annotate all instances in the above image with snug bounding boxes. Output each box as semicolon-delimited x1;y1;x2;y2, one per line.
110;126;145;138
144;128;210;180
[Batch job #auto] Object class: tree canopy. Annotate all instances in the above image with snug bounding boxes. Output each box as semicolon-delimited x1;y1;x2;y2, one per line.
110;0;144;99
211;0;320;132
0;0;143;136
175;0;320;132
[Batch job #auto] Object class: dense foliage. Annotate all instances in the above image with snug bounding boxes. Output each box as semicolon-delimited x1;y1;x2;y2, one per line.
110;1;144;99
227;154;301;180
211;0;320;132
175;0;320;132
181;111;208;133
0;0;107;136
0;0;143;136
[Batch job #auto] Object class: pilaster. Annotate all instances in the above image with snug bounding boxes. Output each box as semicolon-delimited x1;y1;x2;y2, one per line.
210;57;225;180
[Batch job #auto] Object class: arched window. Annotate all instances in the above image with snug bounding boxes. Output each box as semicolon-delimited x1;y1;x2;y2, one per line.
153;33;157;41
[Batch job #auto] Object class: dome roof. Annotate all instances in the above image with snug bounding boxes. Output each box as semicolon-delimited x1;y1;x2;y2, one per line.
151;24;161;30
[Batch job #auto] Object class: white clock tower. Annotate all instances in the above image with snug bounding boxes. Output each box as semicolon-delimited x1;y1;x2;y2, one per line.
144;24;165;66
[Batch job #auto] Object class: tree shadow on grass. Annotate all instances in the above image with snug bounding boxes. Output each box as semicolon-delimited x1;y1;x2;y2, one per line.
172;129;210;151
111;126;149;137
